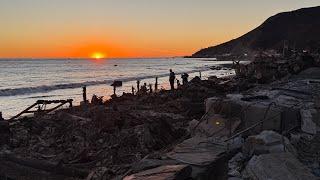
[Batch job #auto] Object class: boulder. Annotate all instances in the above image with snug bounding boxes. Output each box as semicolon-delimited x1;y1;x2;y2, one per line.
301;107;320;135
228;153;245;178
243;153;317;180
242;131;296;157
189;115;241;139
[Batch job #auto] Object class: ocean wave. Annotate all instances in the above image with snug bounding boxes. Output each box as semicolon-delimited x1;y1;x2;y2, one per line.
0;68;210;97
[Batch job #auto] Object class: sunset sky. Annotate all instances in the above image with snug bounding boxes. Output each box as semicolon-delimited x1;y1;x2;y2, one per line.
0;0;319;58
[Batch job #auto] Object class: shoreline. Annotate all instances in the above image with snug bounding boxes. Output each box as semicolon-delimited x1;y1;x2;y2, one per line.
0;62;235;119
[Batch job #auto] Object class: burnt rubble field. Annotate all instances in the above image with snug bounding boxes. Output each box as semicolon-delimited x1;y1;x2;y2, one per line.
1;53;320;180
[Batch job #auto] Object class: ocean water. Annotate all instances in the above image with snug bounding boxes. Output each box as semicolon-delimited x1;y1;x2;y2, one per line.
0;58;234;118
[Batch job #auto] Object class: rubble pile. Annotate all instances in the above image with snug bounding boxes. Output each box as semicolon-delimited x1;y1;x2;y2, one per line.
1;53;320;179
123;55;320;180
201;61;320;179
2;105;188;179
234;53;320;84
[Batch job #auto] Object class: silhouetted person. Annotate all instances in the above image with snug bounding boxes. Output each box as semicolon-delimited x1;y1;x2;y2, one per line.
0;112;4;121
177;80;181;89
137;80;140;92
155;77;158;92
82;86;87;103
169;69;175;90
132;86;135;95
113;85;116;95
181;73;189;85
149;84;153;93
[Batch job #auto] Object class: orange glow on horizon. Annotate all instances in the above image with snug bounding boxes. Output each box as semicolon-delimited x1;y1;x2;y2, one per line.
91;52;106;59
1;1;319;59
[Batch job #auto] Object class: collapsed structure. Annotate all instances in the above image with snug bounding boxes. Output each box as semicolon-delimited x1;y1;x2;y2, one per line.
0;53;320;180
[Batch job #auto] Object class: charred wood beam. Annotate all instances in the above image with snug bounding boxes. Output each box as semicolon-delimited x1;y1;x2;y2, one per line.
8;102;38;121
8;99;73;121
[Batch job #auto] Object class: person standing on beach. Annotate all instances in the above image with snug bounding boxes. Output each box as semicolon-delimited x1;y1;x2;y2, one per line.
169;69;176;90
0;112;4;121
132;86;135;95
155;77;158;92
82;86;87;103
137;80;140;92
181;73;189;85
177;80;181;89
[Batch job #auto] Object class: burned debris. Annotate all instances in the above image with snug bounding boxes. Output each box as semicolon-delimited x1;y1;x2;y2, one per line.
233;53;320;84
1;53;320;179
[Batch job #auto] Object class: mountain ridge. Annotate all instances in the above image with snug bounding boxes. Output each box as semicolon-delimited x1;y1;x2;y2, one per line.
192;6;320;58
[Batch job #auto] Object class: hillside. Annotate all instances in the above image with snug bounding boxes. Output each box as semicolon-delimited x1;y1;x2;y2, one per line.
192;6;320;57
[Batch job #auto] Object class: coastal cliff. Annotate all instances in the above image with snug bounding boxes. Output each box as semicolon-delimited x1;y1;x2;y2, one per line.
192;6;320;57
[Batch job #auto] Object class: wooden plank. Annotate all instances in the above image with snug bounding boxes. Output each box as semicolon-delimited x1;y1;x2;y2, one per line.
8;99;73;121
8;102;38;121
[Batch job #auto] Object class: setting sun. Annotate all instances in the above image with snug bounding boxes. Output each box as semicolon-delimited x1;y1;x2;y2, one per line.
91;52;106;59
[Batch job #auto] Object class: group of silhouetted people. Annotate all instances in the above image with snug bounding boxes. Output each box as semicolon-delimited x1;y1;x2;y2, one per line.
132;80;156;95
131;69;189;95
169;69;189;91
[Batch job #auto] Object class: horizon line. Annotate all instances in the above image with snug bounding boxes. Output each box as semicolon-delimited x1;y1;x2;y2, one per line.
0;56;192;60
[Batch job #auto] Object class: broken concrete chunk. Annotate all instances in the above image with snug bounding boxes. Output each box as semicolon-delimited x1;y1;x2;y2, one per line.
228;136;245;151
242;104;282;133
242;131;296;157
131;159;179;173
301;109;319;135
243;153;317;180
189;114;241;139
205;97;243;118
124;165;192;180
167;136;227;166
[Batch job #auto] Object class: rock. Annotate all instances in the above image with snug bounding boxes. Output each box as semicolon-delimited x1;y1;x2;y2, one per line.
228;153;245;178
242;131;296;157
143;119;185;151
124;165;192;180
228;136;244;151
301;108;319;135
243;153;317;180
167;136;227;166
86;167;113;180
292;133;320;175
131;159;179;173
0;121;10;145
189;114;241;139
208;76;219;83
